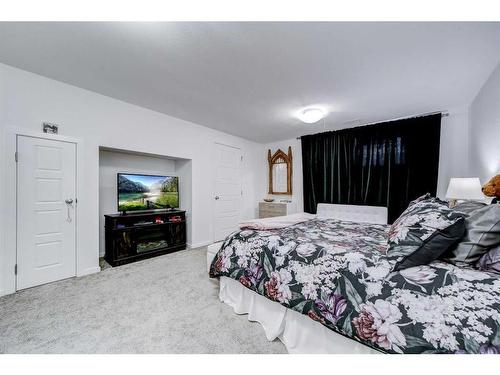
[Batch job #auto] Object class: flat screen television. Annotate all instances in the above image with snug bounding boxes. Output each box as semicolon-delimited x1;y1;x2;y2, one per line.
117;173;179;212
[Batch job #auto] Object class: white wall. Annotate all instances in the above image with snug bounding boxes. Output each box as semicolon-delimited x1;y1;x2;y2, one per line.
0;63;262;296
436;107;471;197
469;62;500;183
98;149;178;256
261;109;471;212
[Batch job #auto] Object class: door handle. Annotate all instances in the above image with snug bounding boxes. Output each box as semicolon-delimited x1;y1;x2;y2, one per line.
65;198;74;222
214;196;220;200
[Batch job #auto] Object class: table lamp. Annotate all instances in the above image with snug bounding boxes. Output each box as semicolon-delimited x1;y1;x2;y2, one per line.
445;177;485;208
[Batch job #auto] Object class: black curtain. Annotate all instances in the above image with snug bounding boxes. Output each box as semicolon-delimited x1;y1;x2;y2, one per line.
301;114;441;223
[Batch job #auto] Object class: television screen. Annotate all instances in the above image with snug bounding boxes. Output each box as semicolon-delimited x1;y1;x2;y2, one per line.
118;173;179;212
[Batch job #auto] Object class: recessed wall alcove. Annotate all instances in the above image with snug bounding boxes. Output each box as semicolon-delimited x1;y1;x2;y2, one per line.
98;146;193;257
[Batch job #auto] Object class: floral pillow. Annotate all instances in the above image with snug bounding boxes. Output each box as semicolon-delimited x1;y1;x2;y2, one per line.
407;192;432;206
387;197;466;271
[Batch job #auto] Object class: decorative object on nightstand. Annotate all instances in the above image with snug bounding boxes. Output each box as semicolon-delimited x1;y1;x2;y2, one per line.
445;177;485;208
482;174;500;204
268;147;292;195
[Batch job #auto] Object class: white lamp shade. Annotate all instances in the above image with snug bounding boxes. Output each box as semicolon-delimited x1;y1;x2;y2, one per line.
445;178;485;200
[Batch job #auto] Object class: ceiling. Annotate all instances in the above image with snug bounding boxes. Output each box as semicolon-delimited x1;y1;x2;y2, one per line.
1;22;500;143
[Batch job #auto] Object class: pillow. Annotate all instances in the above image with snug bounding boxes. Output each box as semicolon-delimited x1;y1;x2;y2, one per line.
387;198;466;271
407;193;432;207
443;204;500;265
453;200;488;215
476;245;500;274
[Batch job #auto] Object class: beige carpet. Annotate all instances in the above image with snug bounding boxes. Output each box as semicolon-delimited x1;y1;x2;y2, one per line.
0;247;286;354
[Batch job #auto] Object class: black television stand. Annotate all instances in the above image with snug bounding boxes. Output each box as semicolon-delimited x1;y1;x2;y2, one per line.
104;210;187;266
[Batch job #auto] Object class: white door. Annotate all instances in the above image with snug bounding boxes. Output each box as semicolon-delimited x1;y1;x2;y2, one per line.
16;135;77;290
213;143;242;242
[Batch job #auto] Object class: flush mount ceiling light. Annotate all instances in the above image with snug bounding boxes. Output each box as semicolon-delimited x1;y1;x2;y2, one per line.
297;107;326;124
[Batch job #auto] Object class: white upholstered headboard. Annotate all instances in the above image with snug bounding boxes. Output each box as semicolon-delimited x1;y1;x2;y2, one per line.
316;203;388;225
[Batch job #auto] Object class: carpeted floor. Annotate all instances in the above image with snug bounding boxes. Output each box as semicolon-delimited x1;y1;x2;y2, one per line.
0;247;286;354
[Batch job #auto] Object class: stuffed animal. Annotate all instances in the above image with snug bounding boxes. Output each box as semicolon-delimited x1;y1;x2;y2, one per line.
482;174;500;204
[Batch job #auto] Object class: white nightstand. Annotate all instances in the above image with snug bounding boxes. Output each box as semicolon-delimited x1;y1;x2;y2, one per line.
259;201;295;218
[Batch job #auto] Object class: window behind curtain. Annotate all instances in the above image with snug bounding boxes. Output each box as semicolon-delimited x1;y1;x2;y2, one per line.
301;114;441;223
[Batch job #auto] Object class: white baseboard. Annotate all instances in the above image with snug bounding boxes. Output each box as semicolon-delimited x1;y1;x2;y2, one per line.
77;266;101;277
0;287;16;297
187;241;212;249
0;266;101;297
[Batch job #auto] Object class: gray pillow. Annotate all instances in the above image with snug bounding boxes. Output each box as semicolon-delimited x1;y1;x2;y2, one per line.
453;201;488;215
477;245;500;274
444;205;500;265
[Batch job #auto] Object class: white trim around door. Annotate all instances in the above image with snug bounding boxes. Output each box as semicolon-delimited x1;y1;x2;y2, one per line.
16;135;77;289
212;142;243;243
1;127;86;296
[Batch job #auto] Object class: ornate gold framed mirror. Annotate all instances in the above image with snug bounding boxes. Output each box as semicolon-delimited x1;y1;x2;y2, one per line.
268;147;292;195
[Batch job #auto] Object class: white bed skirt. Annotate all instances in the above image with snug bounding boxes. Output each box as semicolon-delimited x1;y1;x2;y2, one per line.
219;276;379;354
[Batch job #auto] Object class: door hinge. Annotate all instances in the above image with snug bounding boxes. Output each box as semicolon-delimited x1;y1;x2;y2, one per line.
14;264;17;275
15;152;18;162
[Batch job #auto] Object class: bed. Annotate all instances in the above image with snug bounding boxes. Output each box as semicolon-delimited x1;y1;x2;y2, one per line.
208;206;500;354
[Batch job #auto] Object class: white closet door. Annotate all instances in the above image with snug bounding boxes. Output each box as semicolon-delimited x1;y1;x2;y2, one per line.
17;135;77;290
213;143;242;242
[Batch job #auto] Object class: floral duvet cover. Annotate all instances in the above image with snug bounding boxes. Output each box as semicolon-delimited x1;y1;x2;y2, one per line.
209;218;500;354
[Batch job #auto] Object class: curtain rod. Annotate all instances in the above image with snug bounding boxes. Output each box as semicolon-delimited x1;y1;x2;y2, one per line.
296;110;449;140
